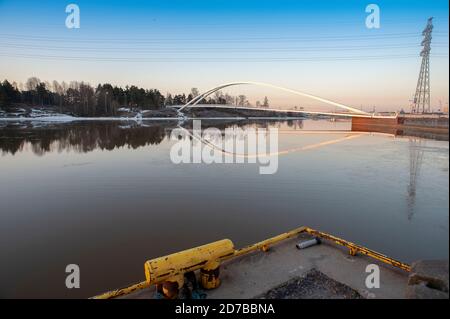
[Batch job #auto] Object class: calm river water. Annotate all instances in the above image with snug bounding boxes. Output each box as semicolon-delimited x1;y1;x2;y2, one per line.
0;119;448;298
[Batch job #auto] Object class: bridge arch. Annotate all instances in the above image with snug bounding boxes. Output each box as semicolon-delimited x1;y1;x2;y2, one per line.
178;81;369;115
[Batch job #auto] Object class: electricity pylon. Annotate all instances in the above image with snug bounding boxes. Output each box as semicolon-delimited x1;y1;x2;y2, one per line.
412;18;433;114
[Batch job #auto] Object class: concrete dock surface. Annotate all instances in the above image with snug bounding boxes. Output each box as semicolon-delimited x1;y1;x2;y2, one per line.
120;233;413;299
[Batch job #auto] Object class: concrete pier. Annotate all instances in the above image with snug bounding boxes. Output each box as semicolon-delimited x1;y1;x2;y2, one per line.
352;115;449;140
119;233;410;299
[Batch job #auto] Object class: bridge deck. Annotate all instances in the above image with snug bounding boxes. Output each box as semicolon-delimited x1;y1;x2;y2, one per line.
173;104;397;118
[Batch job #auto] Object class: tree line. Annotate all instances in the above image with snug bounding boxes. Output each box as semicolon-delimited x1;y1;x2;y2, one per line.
0;78;269;116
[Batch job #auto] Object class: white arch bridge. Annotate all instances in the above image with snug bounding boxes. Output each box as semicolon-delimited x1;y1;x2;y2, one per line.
177;81;397;119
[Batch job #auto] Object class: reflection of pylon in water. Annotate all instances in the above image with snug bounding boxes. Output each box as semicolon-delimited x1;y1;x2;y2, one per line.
407;138;425;220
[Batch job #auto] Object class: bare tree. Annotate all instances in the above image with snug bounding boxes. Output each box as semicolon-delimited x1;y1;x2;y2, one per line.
224;93;234;105
238;95;246;106
190;88;199;98
214;90;222;100
25;77;40;91
52;80;64;112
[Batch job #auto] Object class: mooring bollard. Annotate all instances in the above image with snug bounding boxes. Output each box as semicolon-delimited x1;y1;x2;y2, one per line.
144;239;235;298
200;260;221;289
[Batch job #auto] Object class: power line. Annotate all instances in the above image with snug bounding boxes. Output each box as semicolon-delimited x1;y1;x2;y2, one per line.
1;19;448;33
0;52;447;63
0;32;447;44
1;42;448;53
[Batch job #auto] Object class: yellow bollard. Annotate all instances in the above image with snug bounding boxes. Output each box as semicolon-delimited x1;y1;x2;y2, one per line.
161;275;184;299
144;239;234;287
200;260;221;289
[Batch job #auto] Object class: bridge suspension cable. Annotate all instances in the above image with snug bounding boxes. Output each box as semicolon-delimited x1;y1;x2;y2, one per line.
178;81;370;115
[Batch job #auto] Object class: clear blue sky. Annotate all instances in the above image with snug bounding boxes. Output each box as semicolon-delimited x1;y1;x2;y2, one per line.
0;0;448;111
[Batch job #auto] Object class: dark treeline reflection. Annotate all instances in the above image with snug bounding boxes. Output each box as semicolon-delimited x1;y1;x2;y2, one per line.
0;119;303;156
0;121;169;156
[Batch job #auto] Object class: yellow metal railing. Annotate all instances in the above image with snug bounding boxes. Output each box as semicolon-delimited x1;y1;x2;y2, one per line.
303;227;411;272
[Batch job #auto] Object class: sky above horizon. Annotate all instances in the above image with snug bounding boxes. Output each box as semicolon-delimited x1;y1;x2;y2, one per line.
0;0;448;111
